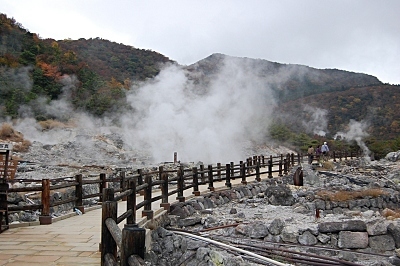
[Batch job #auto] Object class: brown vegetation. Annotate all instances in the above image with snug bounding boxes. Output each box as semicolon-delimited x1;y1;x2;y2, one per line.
382;208;400;220
316;188;389;202
38;119;75;130
0;123;31;152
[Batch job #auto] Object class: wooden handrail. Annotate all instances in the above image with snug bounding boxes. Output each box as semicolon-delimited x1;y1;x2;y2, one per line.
1;150;361;264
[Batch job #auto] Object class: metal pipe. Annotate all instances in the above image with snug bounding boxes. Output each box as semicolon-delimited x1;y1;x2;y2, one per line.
172;230;293;266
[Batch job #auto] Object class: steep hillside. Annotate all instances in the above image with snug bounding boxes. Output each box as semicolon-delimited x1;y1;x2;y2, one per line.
276;85;400;139
0;13;172;119
55;38;172;83
185;53;382;103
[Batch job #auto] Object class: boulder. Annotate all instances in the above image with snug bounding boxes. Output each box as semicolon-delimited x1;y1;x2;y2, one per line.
366;219;388;236
318;220;366;233
388;223;400;248
369;235;395;251
281;225;299;243
338;231;368;249
268;218;285;235
298;230;318;245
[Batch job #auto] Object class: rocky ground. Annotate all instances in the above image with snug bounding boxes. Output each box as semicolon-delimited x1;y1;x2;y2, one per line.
8;131;294;180
4;127;400;265
147;152;400;266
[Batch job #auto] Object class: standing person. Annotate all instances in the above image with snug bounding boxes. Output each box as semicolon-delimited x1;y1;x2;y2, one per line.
307;145;315;164
321;142;329;161
315;145;322;162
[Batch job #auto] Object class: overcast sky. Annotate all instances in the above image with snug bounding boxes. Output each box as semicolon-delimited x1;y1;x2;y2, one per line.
1;0;399;84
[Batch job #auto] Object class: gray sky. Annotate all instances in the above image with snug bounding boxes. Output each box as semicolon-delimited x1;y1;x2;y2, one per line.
1;0;399;84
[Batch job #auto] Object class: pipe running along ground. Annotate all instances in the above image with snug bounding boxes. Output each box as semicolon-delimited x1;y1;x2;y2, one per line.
172;230;293;266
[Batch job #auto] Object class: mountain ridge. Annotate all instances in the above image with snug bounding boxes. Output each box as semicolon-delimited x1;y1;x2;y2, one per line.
1;13;399;158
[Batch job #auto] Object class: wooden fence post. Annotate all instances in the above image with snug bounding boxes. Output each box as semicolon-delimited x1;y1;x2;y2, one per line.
138;169;144;195
160;171;170;212
297;153;301;164
39;179;51;225
217;163;221;181
278;160;283;177
225;164;231;188
101;188;117;266
230;162;235;179
176;167;185;202
240;161;247;185
291;153;295;166
268;159;273;178
255;161;261;182
284;159;288;175
120;171;127;201
127;179;136;224
262;155;265;167
142;175;153;219
121;224;146;265
208;165;214;191
75;174;84;214
200;164;205;184
192;167;200;196
99;173;107;202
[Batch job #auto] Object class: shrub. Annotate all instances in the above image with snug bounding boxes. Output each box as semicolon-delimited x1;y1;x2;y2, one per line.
0;123;14;138
13;140;31;152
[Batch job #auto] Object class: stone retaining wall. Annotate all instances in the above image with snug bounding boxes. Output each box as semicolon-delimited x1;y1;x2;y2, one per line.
160;180;400;265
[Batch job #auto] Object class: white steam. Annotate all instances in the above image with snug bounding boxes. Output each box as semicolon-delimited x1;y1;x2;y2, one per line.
302;105;328;136
120;59;276;163
334;119;371;159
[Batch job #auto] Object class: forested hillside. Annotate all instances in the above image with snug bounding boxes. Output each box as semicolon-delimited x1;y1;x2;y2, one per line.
184;54;400;158
1;14;399;158
0;13;172;119
185;53;383;103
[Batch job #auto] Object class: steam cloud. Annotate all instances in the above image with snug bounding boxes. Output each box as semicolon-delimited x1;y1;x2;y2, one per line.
302;105;328;136
334;119;371;159
120;58;276;163
4;57;278;165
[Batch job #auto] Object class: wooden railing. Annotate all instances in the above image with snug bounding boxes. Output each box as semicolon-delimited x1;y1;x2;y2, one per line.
99;150;360;266
0;150;360;265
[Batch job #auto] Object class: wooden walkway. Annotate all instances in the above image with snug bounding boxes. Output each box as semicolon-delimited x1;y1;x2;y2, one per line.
0;173;271;265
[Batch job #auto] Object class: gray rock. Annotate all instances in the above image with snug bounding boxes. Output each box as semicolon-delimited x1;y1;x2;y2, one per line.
388;223;400;248
264;234;282;243
265;185;295;206
369;235;395;251
298;230;318;245
268;218;285;235
389;256;400;266
338;231;368;249
314;199;326;210
386;151;400;162
281;225;299;243
170;205;187;218
235;221;269;238
317;233;330;244
178;216;202;227
366;219;388;236
318;220;367;233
